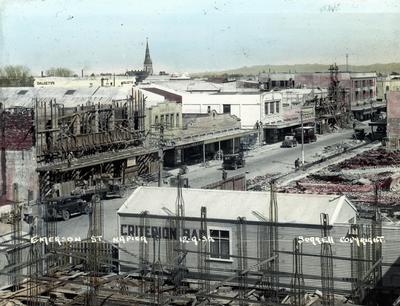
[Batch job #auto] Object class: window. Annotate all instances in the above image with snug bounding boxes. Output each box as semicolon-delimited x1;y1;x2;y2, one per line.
270;102;275;114
386;86;390;92
165;114;169;127
207;106;211;113
154;115;159;125
65;89;76;95
170;114;174;127
209;229;230;260
176;114;179;127
275;101;280;113
160;115;164;124
223;104;231;114
264;102;269;115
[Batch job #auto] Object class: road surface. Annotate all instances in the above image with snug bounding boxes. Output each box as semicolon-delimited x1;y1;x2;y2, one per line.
181;129;355;188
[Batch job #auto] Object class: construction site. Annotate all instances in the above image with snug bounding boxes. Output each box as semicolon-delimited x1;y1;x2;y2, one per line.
0;25;397;305
0;80;398;305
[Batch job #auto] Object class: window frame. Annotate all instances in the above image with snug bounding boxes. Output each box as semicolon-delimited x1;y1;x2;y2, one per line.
222;104;231;114
270;102;275;114
264;102;269;115
208;226;233;262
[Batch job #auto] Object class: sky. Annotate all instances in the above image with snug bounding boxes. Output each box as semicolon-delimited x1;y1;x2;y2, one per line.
0;0;400;75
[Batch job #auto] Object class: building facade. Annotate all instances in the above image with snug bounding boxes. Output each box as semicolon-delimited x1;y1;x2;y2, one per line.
377;76;400;102
387;91;400;150
34;75;136;88
117;187;364;293
295;71;380;121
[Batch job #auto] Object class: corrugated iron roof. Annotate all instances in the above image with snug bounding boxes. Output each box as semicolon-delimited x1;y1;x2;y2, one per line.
0;86;136;108
118;186;357;225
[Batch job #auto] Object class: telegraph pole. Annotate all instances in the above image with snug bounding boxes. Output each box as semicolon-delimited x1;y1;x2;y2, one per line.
158;125;164;187
300;109;304;166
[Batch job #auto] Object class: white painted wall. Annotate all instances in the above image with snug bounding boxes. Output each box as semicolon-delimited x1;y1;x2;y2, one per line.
0;149;38;202
117;214;358;292
181;92;283;129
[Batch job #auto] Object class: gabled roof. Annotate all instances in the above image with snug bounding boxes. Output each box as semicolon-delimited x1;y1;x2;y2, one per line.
118;187;357;226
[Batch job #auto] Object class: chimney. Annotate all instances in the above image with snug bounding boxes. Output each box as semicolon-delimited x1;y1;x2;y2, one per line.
81;69;84;78
41;71;44;77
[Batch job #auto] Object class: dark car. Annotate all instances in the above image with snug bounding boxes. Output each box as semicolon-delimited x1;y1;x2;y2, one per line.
222;153;245;170
44;196;90;221
294;126;317;143
281;135;298;148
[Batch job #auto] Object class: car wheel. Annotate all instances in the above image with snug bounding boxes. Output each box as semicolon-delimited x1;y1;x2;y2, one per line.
61;210;70;221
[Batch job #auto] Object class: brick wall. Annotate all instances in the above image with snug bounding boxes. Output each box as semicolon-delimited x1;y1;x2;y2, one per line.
0;108;34;150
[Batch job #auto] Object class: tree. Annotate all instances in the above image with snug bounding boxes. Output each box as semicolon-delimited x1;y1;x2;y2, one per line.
46;67;74;77
0;65;33;87
0;65;31;79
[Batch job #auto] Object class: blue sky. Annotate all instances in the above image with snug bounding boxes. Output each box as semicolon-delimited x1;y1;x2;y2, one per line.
1;0;399;75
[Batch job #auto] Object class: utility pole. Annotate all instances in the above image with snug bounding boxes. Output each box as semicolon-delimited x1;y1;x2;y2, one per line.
300;109;304;166
158;125;164;187
0;107;6;197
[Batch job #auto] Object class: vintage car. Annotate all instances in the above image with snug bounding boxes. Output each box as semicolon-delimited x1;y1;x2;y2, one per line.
44;196;91;221
222;153;245;170
294;126;317;143
281;135;298;148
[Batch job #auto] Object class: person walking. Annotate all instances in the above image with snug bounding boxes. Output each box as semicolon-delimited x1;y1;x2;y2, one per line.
294;158;300;170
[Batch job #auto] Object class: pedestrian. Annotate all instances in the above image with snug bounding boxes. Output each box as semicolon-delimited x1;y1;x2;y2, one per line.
295;158;300;170
222;169;227;180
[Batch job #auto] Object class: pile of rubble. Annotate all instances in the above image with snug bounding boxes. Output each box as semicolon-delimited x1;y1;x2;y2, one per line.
336;148;400;169
280;148;400;207
247;173;281;191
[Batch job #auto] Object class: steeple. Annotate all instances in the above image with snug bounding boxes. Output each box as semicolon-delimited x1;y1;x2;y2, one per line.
143;38;153;75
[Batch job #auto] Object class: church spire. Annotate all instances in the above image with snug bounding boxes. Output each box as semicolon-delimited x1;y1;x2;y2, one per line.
143;38;153;75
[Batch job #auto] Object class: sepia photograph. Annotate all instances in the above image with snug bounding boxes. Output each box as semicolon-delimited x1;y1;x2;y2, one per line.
0;0;399;305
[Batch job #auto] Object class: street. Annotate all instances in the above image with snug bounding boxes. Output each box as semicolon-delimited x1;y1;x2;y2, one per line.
180;128;355;187
54;128;355;240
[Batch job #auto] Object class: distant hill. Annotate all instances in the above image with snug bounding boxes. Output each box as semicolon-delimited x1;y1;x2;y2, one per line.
193;63;400;77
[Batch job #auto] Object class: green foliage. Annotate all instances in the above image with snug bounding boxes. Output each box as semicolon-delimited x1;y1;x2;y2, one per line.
0;65;33;87
46;67;74;77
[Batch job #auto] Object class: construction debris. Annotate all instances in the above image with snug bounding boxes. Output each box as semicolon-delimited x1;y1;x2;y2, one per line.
279;148;400;209
336;148;400;169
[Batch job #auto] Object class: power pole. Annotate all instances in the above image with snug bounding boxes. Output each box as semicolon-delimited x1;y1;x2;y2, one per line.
158;125;164;187
300;109;304;166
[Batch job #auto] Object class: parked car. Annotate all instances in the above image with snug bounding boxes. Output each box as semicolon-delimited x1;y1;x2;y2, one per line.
281;135;298;148
222;153;245;170
44;196;90;221
294;126;317;143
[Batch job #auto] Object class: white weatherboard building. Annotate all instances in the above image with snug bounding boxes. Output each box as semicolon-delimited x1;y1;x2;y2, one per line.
117;187;363;292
